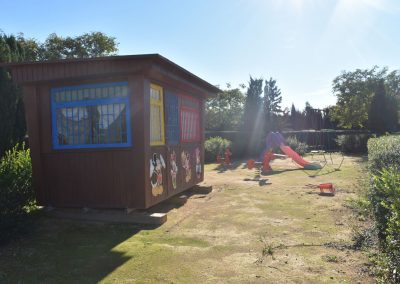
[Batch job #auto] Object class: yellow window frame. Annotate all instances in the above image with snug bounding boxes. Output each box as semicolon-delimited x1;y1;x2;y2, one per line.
150;84;165;146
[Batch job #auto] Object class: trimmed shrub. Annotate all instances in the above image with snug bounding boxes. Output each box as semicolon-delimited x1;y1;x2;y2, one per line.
0;144;34;245
368;135;400;282
371;168;400;282
336;133;370;154
204;136;232;163
285;136;309;156
368;135;400;174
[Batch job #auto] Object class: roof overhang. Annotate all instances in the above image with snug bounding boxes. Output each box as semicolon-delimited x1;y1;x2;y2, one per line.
0;54;222;96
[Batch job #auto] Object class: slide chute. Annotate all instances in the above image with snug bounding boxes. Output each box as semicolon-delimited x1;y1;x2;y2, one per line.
263;132;321;170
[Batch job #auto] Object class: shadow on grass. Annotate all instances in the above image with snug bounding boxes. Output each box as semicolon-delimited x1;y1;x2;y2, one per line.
0;186;215;283
0;216;158;283
262;168;304;176
211;160;244;173
147;185;213;214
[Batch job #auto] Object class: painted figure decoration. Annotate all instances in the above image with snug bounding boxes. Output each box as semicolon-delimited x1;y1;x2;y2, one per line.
195;147;201;179
181;150;191;183
150;153;166;196
170;150;178;189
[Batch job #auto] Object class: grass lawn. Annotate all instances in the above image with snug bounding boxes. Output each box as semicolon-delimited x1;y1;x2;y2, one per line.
0;154;373;283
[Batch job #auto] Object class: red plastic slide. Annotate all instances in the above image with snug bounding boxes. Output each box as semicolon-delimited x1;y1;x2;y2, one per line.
280;145;310;167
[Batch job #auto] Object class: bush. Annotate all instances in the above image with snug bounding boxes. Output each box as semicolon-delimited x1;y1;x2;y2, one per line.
368;135;400;174
204;136;232;163
336;134;370;154
367;135;400;282
285;136;309;156
0;144;34;245
371;168;400;282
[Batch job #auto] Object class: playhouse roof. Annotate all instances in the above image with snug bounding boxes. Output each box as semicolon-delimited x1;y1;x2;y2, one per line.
1;54;221;96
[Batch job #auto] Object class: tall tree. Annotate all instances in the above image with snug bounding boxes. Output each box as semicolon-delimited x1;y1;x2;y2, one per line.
39;32;118;60
206;86;245;131
290;103;307;130
290;103;297;130
322;106;337;129
368;80;398;134
263;77;282;132
0;33;28;156
331;66;400;130
241;77;263;155
242;77;263;132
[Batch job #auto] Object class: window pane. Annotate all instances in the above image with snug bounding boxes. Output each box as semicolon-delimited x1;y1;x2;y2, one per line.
53;83;129;103
52;82;130;148
150;104;162;142
56;103;127;146
150;85;164;145
150;88;160;101
181;109;199;142
181;97;199;109
165;92;179;145
57;107;89;145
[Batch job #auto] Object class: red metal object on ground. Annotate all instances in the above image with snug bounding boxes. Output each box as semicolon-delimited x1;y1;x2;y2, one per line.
224;148;232;165
247;159;255;170
319;183;335;194
262;150;273;172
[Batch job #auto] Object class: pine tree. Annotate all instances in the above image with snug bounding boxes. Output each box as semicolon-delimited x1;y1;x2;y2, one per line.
290;103;296;130
0;33;28;156
242;77;263;132
241;77;263;155
263;78;282;132
368;80;391;134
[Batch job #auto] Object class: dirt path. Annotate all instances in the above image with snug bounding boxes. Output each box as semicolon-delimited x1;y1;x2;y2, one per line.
0;155;373;283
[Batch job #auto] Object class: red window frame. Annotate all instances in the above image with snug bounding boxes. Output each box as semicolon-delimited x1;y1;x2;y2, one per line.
180;95;201;143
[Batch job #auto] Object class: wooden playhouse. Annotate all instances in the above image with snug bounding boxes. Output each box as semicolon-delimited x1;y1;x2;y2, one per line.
5;54;220;209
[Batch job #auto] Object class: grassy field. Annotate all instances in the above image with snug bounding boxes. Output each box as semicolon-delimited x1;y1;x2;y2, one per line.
0;154;373;283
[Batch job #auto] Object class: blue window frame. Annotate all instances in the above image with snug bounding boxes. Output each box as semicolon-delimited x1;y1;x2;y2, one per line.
165;91;180;145
51;82;132;149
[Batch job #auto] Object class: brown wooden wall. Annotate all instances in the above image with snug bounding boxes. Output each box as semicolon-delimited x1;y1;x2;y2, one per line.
23;75;148;209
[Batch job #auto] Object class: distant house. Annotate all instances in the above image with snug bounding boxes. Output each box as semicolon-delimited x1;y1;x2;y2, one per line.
4;54;220;209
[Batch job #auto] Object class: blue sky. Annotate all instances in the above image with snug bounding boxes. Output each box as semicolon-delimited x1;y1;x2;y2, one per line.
2;0;400;109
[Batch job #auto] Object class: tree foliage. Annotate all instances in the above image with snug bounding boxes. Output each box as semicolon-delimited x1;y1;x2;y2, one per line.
264;77;282;117
242;77;263;132
288;102;337;130
331;66;399;130
263;77;282;132
39;32;118;60
0;33;30;156
0;31;118;63
206;86;245;131
368;80;388;134
0;30;119;157
0;144;34;245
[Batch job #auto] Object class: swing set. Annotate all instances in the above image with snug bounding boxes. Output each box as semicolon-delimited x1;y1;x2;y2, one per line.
285;129;345;177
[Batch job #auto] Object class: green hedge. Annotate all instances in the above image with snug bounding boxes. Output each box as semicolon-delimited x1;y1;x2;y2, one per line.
368;135;400;174
371;168;400;282
368;135;400;282
204;136;232;163
336;133;371;154
0;144;35;245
